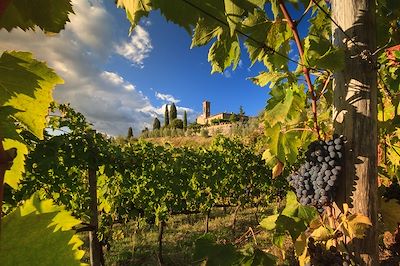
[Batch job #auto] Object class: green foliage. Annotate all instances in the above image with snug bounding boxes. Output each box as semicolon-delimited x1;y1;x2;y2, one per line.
200;128;209;137
0;51;63;188
170;118;183;129
183;111;188;130
153;117;161;130
127;127;133;138
193;234;277;266
193;234;238;265
170;102;177;120
0;195;84;266
0;0;73;33
164;104;170;126
0;51;63;139
303;35;344;71
260;191;318;245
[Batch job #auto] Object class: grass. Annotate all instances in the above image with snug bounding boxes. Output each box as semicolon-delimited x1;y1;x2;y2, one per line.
144;136;213;148
102;206;287;266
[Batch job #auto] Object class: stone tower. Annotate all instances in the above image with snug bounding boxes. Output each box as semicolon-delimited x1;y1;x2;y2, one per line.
203;101;210;118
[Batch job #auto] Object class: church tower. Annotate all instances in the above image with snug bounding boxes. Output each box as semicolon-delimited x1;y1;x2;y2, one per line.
203;101;210;118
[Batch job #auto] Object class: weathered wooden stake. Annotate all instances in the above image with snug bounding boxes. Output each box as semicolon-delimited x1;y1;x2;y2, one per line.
332;0;378;264
157;220;165;265
88;167;102;266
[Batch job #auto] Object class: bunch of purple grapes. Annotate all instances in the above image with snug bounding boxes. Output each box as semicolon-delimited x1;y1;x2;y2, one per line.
306;238;353;266
287;135;345;210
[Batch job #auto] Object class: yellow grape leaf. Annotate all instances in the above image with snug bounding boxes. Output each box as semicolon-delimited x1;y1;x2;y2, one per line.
3;138;28;189
341;213;372;239
387;144;400;166
310;226;334;241
262;149;277;167
259;214;279;230
294;232;307;257
379;198;400;232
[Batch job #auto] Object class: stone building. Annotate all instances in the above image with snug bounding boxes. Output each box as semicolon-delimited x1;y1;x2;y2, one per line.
196;100;248;125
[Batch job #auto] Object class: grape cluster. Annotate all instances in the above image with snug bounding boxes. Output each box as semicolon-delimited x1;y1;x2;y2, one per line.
287;135;345;209
307;238;353;266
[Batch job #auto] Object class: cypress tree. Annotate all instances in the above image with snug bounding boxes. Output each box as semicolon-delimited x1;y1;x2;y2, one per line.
183;111;187;130
170;102;177;120
153;117;161;130
164;105;169;127
127;127;133;138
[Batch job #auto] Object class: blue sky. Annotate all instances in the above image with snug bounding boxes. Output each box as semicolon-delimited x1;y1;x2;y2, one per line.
0;1;305;136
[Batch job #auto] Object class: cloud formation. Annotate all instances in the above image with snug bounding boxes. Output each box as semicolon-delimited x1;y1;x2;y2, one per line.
155;92;181;103
0;0;193;136
115;25;153;68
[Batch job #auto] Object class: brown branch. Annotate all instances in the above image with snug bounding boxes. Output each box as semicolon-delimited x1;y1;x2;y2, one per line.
279;1;321;139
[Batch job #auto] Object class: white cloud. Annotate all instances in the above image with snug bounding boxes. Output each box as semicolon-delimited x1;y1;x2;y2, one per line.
115;25;153;68
155;92;181;103
0;0;192;136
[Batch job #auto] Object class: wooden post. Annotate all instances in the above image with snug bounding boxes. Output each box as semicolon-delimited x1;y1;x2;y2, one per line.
157;220;165;265
332;0;378;265
231;204;241;233
88;167;102;266
204;209;211;233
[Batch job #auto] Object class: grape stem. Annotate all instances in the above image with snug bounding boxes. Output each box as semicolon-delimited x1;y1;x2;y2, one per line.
279;1;321;140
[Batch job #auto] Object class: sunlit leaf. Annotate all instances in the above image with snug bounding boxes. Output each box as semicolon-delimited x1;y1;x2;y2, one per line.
260;214;279;230
0;195;84;266
0;0;73;33
0;51;63;139
3;138;28;189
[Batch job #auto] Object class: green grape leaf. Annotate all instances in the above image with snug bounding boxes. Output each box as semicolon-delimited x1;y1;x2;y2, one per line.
0;51;63;139
0;195;84;266
191;17;223;48
224;0;243;36
0;106;21;141
264;85;306;127
267;21;292;51
208;33;240;73
275;215;307;240
3;138;28;189
379;198;400;231
270;0;280;19
303;35;344;71
242;10;272;65
193;234;239;265
0;0;73;33
272;233;285;248
264;124;303;164
250;71;289;88
153;0;206;33
116;0;152;31
282;191;318;224
239;246;277;266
